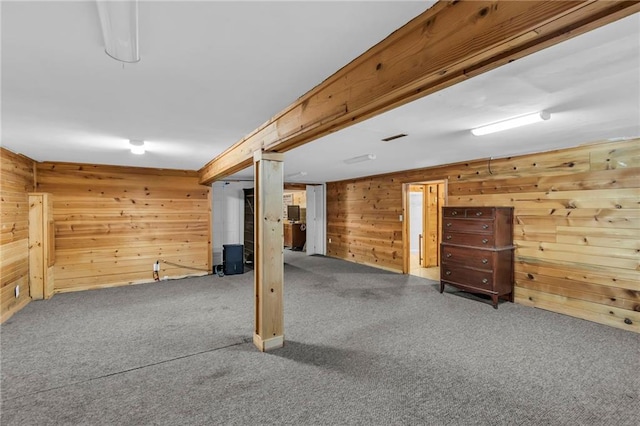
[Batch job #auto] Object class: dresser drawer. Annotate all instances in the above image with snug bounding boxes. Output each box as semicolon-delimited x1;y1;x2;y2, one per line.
443;232;495;247
441;267;494;292
442;207;495;218
465;208;495;219
443;208;466;218
441;245;493;270
443;219;493;234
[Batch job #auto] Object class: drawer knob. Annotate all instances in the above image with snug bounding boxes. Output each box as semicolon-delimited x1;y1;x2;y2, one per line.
482;224;489;229
446;253;452;258
482;239;488;244
445;271;451;276
451;211;458;216
482;278;488;284
476;211;483;216
482;259;488;264
446;235;452;240
446;222;452;227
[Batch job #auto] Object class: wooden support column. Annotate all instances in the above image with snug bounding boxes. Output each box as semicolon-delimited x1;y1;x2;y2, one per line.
253;151;285;351
28;193;55;300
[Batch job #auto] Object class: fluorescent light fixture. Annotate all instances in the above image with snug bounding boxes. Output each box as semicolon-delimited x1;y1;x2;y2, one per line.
286;171;308;179
129;139;145;155
607;136;639;142
96;0;140;63
344;154;376;164
471;111;551;136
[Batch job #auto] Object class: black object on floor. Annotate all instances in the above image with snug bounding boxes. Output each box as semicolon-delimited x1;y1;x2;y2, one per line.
223;244;244;275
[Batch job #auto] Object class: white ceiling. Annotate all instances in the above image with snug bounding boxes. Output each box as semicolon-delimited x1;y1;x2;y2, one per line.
2;2;638;184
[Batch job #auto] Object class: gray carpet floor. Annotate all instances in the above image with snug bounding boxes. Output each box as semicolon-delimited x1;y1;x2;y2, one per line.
1;251;638;425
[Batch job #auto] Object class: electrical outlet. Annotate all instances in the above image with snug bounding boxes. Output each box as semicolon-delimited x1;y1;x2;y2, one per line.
14;286;19;298
328;238;332;243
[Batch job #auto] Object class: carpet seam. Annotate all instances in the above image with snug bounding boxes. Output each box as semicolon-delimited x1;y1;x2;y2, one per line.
2;337;252;403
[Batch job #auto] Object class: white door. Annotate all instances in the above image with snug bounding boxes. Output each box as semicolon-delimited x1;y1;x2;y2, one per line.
305;184;326;255
409;190;424;264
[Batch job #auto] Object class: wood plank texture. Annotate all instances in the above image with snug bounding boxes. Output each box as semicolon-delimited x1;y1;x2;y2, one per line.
327;139;640;332
36;162;211;292
253;152;285;351
28;194;44;299
199;0;639;184
0;148;35;322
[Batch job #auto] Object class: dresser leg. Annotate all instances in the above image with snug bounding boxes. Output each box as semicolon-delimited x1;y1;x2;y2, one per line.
492;295;499;309
439;281;445;293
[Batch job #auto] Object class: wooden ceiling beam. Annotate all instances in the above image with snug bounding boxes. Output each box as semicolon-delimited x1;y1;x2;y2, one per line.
199;0;639;185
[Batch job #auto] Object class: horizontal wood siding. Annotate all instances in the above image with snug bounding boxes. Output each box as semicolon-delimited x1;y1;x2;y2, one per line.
326;139;639;332
1;148;35;322
36;162;211;292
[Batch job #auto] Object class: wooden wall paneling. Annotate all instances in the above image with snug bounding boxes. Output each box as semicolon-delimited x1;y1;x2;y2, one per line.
514;271;639;312
36;162;211;292
28;193;44;299
28;193;54;299
1;148;35;322
326;138;640;332
437;182;446;265
450;167;639;196
425;184;439;267
517;287;639;333
1;275;29;321
514;261;639;292
589;141;640;170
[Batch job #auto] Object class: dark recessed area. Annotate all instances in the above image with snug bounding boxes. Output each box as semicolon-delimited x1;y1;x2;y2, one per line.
381;133;408;142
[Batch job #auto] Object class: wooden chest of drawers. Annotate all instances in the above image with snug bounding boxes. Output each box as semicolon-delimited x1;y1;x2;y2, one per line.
440;206;515;309
284;223;306;250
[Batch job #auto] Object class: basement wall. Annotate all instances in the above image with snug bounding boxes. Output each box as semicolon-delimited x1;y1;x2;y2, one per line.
36;162;211;293
0;148;36;321
326;139;639;332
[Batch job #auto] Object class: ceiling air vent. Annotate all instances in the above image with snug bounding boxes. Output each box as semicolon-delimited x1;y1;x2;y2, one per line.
381;133;408;142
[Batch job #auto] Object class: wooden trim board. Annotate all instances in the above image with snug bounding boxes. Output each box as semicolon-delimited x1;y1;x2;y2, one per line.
199;0;640;184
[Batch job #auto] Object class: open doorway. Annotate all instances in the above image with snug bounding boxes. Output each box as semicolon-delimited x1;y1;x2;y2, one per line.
283;188;307;252
404;180;446;281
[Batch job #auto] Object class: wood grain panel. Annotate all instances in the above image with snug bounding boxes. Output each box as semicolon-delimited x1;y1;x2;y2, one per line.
515;261;639;291
200;1;640;184
327;138;640;331
515;271;639;312
450;168;639;195
0;148;35;322
36;162;211;292
516;287;639;333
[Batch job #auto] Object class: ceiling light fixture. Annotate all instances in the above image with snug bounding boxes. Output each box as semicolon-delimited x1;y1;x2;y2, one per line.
471;111;551;136
286;171;308;179
96;0;140;63
344;154;376;165
129;139;145;155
